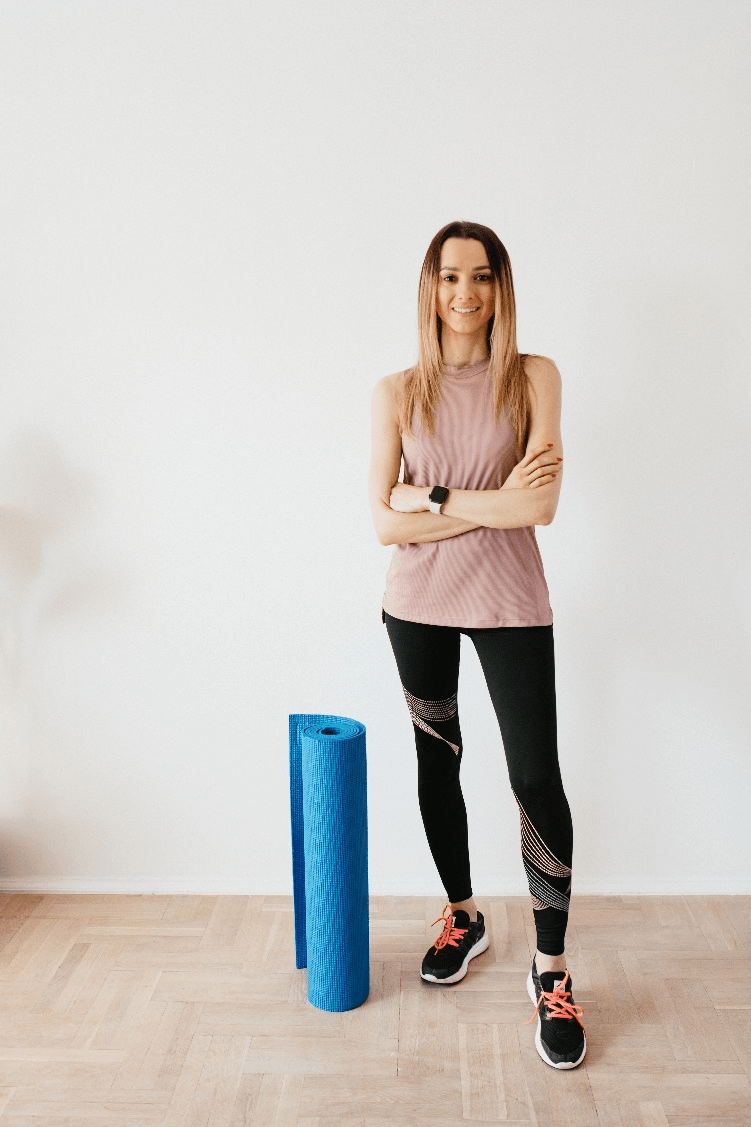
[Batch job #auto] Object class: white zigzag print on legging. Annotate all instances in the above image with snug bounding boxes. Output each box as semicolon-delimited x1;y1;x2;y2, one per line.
512;788;572;913
402;686;460;756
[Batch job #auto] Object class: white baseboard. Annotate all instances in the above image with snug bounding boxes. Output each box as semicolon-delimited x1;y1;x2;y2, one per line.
0;877;749;896
0;877;283;896
370;877;751;897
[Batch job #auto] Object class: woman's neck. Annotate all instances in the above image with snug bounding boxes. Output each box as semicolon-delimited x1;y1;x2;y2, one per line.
442;349;490;369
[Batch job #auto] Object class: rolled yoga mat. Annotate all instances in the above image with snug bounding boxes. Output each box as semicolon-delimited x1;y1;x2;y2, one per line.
289;714;369;1012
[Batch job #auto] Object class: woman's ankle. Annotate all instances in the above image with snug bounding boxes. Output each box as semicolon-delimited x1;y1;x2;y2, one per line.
535;949;566;974
450;897;478;922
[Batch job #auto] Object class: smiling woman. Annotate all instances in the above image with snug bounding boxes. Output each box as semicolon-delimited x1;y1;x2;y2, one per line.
436;253;496;331
368;219;586;1071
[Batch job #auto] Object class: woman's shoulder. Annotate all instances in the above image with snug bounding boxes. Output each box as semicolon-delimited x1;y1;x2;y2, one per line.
372;367;412;409
522;353;561;383
376;367;411;391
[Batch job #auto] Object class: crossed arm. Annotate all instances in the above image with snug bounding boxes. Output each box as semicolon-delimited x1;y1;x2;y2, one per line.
368;357;564;547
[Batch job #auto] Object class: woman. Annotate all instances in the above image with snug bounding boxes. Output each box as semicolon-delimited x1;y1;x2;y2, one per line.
368;220;586;1069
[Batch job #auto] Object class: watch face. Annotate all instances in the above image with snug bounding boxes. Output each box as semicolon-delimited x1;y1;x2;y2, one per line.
429;486;449;504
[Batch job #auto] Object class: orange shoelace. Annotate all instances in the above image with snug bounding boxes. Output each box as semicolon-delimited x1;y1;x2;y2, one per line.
524;970;587;1034
431;903;469;951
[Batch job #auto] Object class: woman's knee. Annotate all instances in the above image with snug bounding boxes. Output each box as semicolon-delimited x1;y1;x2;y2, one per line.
510;769;565;809
416;741;463;786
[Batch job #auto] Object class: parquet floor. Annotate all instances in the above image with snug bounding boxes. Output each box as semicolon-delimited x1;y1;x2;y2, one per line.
0;894;750;1125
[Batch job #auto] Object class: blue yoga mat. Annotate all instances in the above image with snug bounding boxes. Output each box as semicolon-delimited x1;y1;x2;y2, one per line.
289;714;369;1012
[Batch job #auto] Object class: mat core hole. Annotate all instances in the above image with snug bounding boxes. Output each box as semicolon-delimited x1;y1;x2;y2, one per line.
321;727;339;735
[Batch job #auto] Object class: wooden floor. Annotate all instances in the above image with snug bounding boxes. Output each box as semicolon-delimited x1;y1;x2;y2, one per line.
0;894;750;1125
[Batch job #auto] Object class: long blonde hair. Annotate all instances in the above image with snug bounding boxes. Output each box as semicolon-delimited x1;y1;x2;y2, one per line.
396;220;540;486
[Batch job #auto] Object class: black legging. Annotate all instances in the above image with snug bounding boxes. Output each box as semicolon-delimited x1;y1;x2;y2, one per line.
383;608;573;956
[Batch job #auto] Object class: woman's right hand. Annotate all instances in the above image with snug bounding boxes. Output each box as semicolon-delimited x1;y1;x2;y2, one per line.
501;444;561;490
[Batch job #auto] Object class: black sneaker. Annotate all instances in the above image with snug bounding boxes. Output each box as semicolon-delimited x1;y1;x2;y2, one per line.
421;904;489;984
525;957;587;1068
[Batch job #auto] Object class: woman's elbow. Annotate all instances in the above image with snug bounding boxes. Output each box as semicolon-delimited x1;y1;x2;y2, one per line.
373;500;395;544
374;516;393;545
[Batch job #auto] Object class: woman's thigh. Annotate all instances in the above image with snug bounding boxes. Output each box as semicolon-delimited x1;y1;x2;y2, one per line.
465;624;560;787
383;611;463;752
383;611;461;701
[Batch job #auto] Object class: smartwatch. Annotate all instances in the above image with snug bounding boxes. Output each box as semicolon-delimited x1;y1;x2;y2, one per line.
428;485;450;515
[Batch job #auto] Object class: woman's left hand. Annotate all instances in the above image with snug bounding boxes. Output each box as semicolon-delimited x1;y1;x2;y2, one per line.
389;482;430;513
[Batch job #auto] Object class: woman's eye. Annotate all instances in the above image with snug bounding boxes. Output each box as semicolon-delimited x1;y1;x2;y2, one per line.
442;274;493;282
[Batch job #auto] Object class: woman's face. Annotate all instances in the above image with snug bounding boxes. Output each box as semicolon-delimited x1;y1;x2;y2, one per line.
435;237;496;337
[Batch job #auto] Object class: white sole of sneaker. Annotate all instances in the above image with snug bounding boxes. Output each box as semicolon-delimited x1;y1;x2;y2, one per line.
526;970;587;1069
420;932;490;984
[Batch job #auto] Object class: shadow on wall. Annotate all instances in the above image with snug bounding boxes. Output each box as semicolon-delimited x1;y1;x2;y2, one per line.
0;431;127;820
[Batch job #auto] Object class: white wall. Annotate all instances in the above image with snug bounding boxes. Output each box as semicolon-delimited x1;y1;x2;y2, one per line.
1;1;749;896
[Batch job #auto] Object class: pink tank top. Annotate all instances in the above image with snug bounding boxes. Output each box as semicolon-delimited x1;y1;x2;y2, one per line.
381;357;553;628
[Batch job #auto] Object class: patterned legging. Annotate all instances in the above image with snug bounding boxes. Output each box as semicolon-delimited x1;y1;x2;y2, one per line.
383;608;573;956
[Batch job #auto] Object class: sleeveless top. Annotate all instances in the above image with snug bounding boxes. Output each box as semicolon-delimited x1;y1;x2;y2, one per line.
381;356;553;628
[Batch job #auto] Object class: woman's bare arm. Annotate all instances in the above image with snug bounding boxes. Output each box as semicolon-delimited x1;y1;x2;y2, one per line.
386;509;484;545
383;356;565;537
369;375;482;546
